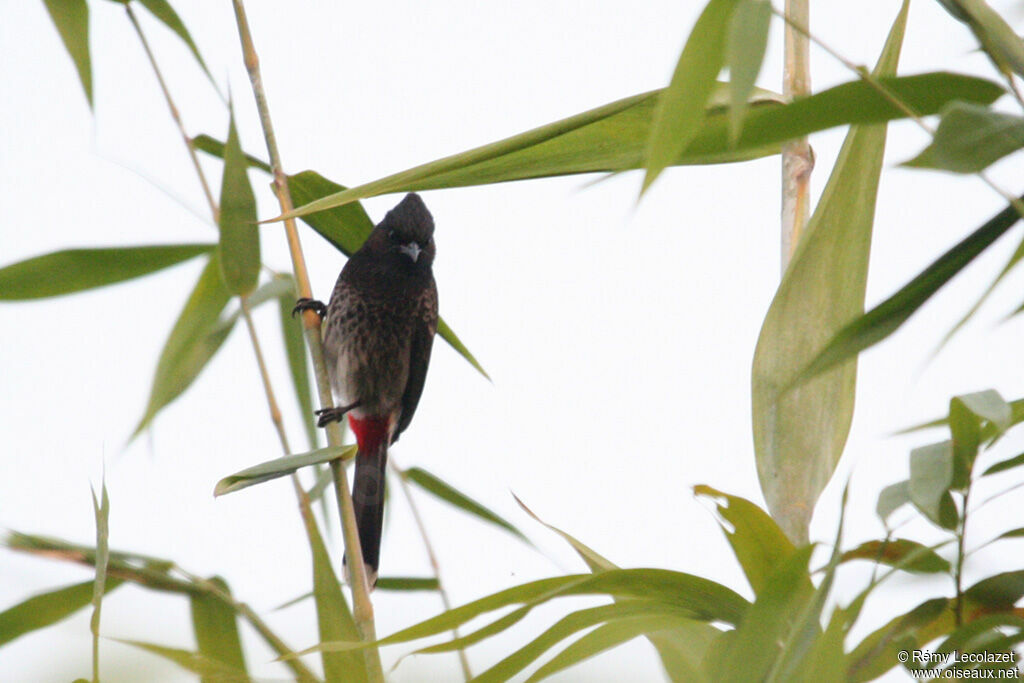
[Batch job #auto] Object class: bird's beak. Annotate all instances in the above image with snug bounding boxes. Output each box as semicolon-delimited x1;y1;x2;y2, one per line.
398;242;422;262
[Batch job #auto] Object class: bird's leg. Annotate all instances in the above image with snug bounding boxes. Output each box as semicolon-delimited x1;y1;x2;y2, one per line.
315;401;362;427
292;297;327;319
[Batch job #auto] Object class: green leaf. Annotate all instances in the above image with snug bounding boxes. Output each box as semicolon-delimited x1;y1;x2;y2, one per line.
908;441;959;530
936;0;1024;78
904;102;1024;173
89;481;110;682
405;467;529;542
116;639;249;680
0;579;122;647
643;0;742;191
955;389;1012;434
472;602;699;683
287;171;491;381
876;481;911;523
726;0;771;142
794;194;1024;384
839;539;951;573
0;243;214;300
296;569;750;657
693;485;794;595
136;0;219;92
375;577;440;592
846;598;950;682
214;445;355;496
751;0;909;543
218;105;260;296
526;616;721;683
274;276;318;449
43;0;92;108
983;451;1024;475
189;577;247;680
964;570;1024;609
787;608;846;683
298;487;365;682
513;493;612;571
192;134;270;173
132;254;234;438
712;546;816;683
272;73;1001;221
949;390;1010;485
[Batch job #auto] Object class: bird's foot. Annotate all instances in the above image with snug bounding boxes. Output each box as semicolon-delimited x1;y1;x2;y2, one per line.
315;401;361;428
292;297;327;319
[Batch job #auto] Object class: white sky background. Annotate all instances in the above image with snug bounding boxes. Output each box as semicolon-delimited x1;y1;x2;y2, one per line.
4;0;1024;680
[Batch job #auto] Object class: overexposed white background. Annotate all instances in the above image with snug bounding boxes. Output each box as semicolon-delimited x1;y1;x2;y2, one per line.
4;1;1024;680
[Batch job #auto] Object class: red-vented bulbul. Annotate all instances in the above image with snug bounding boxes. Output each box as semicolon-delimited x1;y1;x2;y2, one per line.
294;193;438;586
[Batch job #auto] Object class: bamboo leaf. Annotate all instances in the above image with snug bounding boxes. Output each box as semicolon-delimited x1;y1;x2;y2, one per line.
214;445;355;496
0;244;214;300
726;0;771;142
298;490;364;682
405;467;528;542
271;73;1000;221
908;441;959;530
513;494;612;571
43;0;92;108
794;194;1024;384
276;280;318;450
136;0;219;92
192;134;270;172
218;104;260;296
89;481;110;682
839;539;951;573
936;0;1024;78
752;1;909;543
0;579;122;647
116;639;249;680
189;577;248;680
132;254;234;438
693;485;795;595
846;598;950;682
904;102;1024;173
643;0;742;191
964;570;1024;609
527;616;720;683
983;451;1024;476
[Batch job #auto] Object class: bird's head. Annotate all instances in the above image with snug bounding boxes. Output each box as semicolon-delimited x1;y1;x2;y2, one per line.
369;193;436;270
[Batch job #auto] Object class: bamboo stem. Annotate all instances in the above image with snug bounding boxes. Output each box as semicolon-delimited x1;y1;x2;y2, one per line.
125;5;219;221
228;3;383;679
780;0;812;272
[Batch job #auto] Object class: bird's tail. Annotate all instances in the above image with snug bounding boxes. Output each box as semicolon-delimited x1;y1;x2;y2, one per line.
348;436;387;587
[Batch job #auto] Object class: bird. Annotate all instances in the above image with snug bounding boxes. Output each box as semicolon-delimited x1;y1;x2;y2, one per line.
293;193;438;587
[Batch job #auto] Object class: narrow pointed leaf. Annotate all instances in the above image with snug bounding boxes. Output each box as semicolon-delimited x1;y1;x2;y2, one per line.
643;0;741;191
137;0;219;92
693;485;794;595
271;73;1000;221
133;254;234;438
275;276;318;449
0;243;214;300
405;467;528;542
795;194;1024;384
984;451;1024;476
513;493;611;571
726;0;771;142
473;602;696;683
190;576;247;679
214;445;354;496
192;134;270;172
846;598;951;682
299;489;365;682
0;579;122;647
839;539;951;573
218;106;259;296
43;0;92;108
527;617;720;683
752;1;909;543
116;639;249;680
964;570;1024;609
904;102;1024;173
89;482;110;682
937;0;1024;77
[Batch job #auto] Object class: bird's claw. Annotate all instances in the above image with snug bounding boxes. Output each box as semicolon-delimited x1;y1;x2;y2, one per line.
315;404;355;428
292;297;327;319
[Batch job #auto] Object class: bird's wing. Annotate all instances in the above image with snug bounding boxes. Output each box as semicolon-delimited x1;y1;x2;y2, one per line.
394;284;438;441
